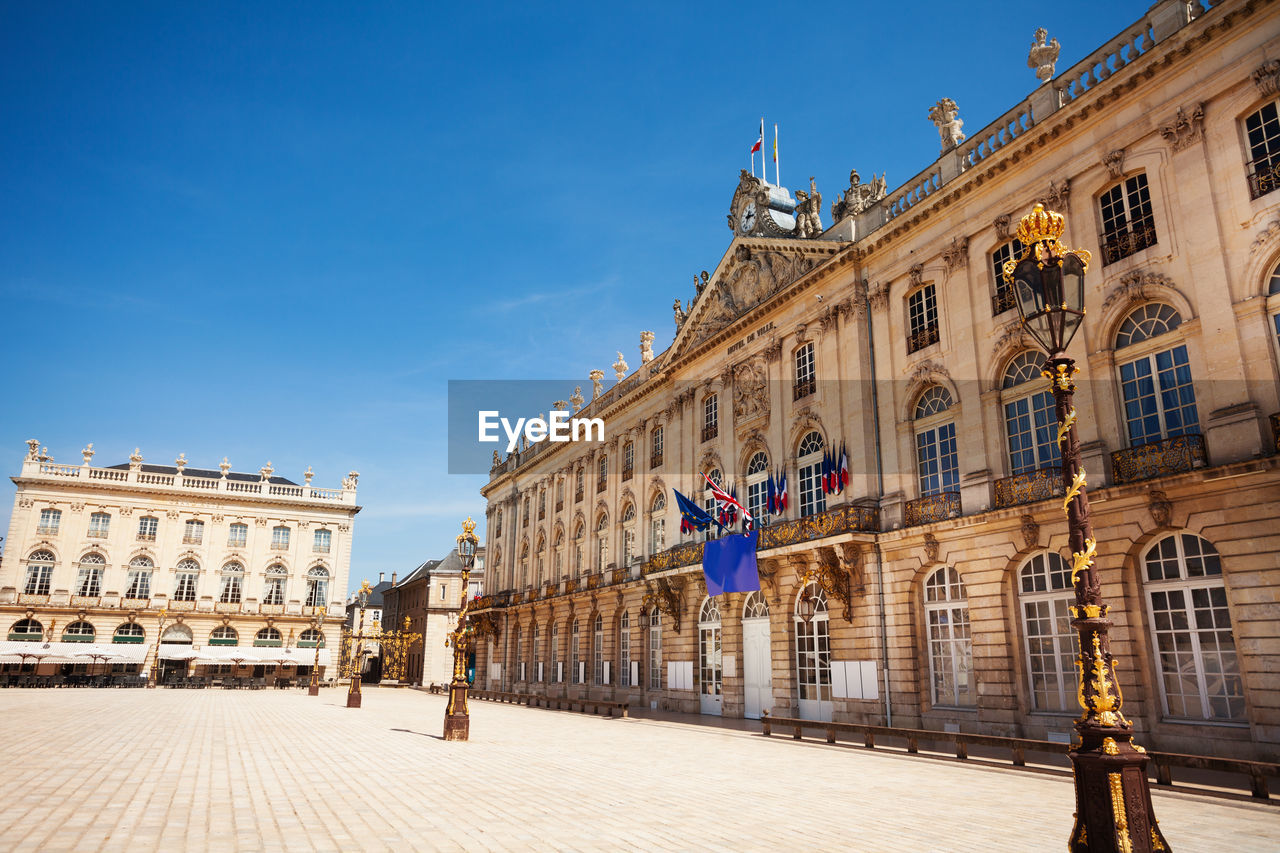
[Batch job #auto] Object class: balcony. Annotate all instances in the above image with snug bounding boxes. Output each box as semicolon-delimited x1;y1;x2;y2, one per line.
313;544;330;555
574;487;584;503
182;536;203;546
36;525;60;536
586;573;601;590
650;452;663;469
168;600;196;611
544;581;557;599
991;285;1016;316
904;492;961;526
993;467;1064;509
227;538;247;549
757;504;880;550
270;542;289;551
136;532;156;542
87;529;109;539
121;597;150;609
907;323;940;354
611;568;628;585
597;479;607;494
564;578;578;594
259;603;285;615
701;424;718;443
621;465;633;482
214;601;241;613
1099;220;1157;266
793;378;816;401
555;500;563;513
17;593;50;605
1111;433;1206;485
1247;155;1278;201
70;596;100;607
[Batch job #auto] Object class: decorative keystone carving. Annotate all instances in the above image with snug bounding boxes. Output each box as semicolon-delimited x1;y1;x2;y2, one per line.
994;214;1013;241
1251;220;1280;255
923;533;940;563
1028;28;1060;84
1039;179;1070;213
942;236;969;272
909;264;925;289
1103;149;1125;179
1148;490;1172;527
1159;103;1204;152
1102;269;1177;313
1020;514;1040;550
1252;60;1280;98
928;98;965;152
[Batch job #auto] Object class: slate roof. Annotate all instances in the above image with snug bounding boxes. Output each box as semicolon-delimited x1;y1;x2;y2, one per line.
106;463;299;486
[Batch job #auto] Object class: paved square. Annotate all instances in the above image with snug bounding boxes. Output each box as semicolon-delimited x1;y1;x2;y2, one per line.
0;687;1275;852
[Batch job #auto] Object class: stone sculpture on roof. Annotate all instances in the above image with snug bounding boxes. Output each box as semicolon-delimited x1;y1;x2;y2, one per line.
929;98;965;152
793;177;823;238
831;169;888;221
1028;28;1061;83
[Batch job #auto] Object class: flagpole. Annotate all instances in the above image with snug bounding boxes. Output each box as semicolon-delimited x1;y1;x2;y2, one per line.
774;123;779;187
759;117;765;184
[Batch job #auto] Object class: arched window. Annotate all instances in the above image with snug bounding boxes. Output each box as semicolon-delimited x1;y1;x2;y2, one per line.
593;614;604;684
797;432;826;518
113;623;145;644
699;598;723;708
210;626;239;646
519;540;530;588
62;621;95;642
571;619;582;684
1245;98;1279;200
745;451;770;523
572;521;584;578
1018;552;1076;711
1268;260;1280;360
299;628;324;648
173;559;200;602
595;514;609;572
621;504;636;567
37;508;61;535
219;562;244;604
648;608;662;690
619;611;631;688
924;567;972;707
8;618;43;641
263;564;287;605
535;534;546;588
254;627;283;647
1144;533;1243;721
794;583;831;711
271;525;291;550
743;590;769;619
552;527;563;581
75;552;106;598
305;566;329;608
794;342;816;399
649;492;666;554
913;386;958;497
161;624;193;644
1115;304;1199;447
125;556;153;600
1001;352;1059;475
23;550;55;596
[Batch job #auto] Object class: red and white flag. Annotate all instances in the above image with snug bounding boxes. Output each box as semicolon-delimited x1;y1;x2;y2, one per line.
704;472;754;532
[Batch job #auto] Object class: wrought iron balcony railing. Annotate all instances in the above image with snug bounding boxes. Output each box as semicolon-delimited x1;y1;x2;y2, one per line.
1271;413;1280;455
793;378;816;401
993;467;1063;509
992;285;1016;316
136;532;156;542
650;451;663;469
1099;220;1157;266
182;535;203;545
702;424;718;442
907;323;940;354
1111;433;1206;485
904;491;961;526
1247;155;1279;200
621;465;633;482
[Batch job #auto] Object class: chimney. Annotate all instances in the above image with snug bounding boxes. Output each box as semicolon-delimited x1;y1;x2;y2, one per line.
379;572;385;583
391;572;397;585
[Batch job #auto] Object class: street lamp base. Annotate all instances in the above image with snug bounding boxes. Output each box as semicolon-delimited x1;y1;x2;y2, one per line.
308;684;319;696
443;713;470;741
346;691;362;708
1068;730;1170;852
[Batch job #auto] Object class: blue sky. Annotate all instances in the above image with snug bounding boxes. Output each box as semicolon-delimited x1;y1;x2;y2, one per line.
0;2;1142;591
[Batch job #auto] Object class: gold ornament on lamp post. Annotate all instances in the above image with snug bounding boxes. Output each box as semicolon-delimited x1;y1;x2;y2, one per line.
1006;204;1169;852
309;604;326;696
443;517;480;741
148;608;167;688
347;581;372;708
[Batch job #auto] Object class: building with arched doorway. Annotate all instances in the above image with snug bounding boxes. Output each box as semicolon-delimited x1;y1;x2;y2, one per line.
471;0;1280;762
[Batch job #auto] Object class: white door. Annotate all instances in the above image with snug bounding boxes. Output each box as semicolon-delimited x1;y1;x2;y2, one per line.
699;597;723;716
742;591;772;720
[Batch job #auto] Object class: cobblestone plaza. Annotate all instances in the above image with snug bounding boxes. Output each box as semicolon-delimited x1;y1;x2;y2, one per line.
0;688;1275;851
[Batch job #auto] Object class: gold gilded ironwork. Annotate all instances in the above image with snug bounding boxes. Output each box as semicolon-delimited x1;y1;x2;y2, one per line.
1152;827;1166;851
1057;407;1077;450
1062;469;1087;515
1088;633;1127;728
1103;737;1120;755
1070;604;1105;619
993;467;1062;509
1111;433;1206;485
1016;202;1066;246
1069;538;1097;586
1109;772;1134;853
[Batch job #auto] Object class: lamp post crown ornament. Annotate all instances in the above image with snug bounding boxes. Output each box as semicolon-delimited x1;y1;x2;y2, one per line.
1016;202;1065;245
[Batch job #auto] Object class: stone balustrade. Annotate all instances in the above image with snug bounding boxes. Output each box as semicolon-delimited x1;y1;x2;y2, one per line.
24;459;356;504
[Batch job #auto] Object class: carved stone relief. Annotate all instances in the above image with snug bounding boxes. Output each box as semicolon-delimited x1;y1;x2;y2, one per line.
1039;179;1071;213
732;359;769;426
1159;103;1205;152
1103;149;1125;179
1101;269;1177;314
1020;514;1040;550
923;534;940;563
942;236;969;272
1148;490;1172;527
1252;60;1280;98
928;98;965;152
993;214;1013;241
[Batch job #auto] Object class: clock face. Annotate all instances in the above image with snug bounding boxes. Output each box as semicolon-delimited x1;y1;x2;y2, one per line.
739;201;757;234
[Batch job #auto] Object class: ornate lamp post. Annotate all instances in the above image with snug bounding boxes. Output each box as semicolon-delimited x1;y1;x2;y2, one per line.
443;517;480;741
309;605;326;696
1006;204;1169;852
148;608;167;688
347;581;371;709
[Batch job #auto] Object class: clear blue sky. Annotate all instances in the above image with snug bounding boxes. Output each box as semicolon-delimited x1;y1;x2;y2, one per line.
0;2;1142;592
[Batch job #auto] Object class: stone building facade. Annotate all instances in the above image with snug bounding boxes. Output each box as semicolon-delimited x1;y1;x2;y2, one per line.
1;442;359;681
381;547;485;686
473;0;1280;762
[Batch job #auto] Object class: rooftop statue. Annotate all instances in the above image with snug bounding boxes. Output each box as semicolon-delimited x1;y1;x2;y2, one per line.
929;98;965;152
793;177;823;239
831;169;888;221
1028;28;1061;84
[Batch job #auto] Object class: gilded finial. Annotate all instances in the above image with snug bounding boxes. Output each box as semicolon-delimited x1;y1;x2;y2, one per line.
359;579;372;596
462;516;476;537
1015;202;1066;245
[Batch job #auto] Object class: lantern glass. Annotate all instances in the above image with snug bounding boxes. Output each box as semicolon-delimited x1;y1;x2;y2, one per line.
1013;246;1088;354
459;536;476;559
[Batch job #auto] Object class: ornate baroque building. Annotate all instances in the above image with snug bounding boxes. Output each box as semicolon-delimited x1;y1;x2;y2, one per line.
1;441;359;680
473;0;1280;761
381;546;485;686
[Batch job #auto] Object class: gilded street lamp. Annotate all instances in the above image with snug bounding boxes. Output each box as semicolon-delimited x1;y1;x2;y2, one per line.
309;604;326;696
1006;204;1169;852
148;608;167;688
443;517;479;741
347;581;371;709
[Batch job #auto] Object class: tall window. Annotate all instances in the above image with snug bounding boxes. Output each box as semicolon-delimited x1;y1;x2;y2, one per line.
219;562;244;604
571;619;581;684
551;624;560;682
23;550;55;596
37;508;61;535
125;556;153;599
1269;262;1280;361
703;394;719;441
538;489;546;519
745;451;769;522
925;566;972;707
88;512;111;538
575;467;584;502
990;238;1025;315
1144;533;1243;721
1245;99;1279;200
596;514;609;571
519;541;529;588
536;536;545;587
137;516;158;541
648;609;662;689
907;284;940;352
313;529;331;554
173;559;200;601
794;583;832;704
649;492;666;553
703;468;725;539
619;611;631;688
1019;552;1076;712
75;553;106;597
533;624;542;682
515;628;525;682
573;521;584;578
1002;352;1059;475
797;432;826;518
263;565;287;605
227;523;248;547
650;426;664;468
621;504;636;567
553;528;564;580
597;454;608;493
622;442;634;481
183;519;204;545
794;342;816;399
593;614;604;685
305;566;329;607
914;386;958;496
271;525;290;550
1116;304;1199;447
522;497;531;528
698;598;722;702
1099;173;1157;265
